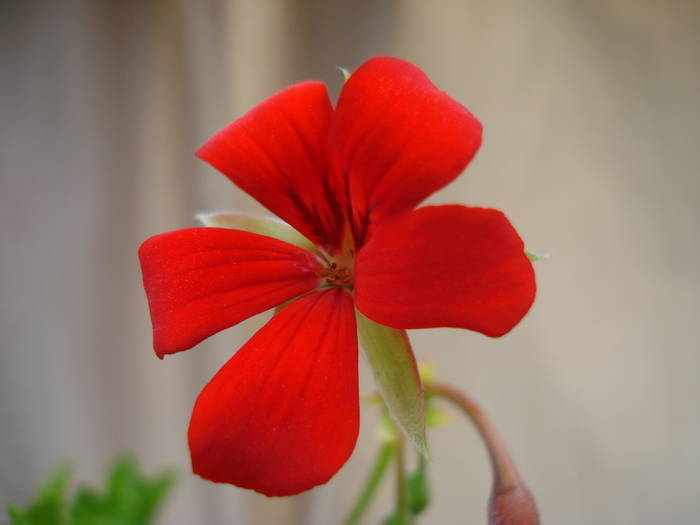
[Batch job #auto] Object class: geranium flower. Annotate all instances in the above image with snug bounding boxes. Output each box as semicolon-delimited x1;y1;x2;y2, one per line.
138;57;536;496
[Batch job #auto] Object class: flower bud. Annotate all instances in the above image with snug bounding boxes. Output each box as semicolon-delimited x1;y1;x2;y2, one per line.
489;484;540;525
425;382;540;525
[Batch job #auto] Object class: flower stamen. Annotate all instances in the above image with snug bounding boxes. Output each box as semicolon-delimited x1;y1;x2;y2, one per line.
320;261;354;288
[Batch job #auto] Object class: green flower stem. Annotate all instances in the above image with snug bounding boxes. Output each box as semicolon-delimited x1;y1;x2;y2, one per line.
394;430;411;525
342;441;396;525
426;382;520;491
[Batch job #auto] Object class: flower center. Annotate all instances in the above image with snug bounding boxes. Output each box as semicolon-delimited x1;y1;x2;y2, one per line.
320;260;353;288
317;218;356;289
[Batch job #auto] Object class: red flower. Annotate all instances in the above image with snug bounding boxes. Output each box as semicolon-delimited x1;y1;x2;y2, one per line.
139;57;536;496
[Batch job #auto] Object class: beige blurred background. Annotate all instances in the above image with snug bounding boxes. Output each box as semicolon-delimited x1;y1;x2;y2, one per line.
2;1;699;524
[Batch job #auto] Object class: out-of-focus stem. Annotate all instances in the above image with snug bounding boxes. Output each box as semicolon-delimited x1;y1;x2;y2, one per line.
426;382;539;525
426;382;519;491
394;429;411;525
342;442;395;525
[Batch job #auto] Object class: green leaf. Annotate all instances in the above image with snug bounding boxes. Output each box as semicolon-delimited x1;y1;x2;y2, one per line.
196;211;319;255
5;456;174;525
356;311;427;459
6;465;72;525
70;455;175;525
526;250;551;262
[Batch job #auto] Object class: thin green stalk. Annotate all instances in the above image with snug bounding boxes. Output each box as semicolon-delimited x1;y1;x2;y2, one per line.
342;441;396;525
394;431;411;525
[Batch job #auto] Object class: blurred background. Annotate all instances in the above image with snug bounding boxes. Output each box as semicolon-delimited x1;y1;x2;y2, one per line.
2;1;699;523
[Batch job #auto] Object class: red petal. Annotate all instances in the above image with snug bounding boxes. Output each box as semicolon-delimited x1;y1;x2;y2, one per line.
354;206;536;337
139;228;322;357
188;289;358;496
197;82;345;252
330;57;482;244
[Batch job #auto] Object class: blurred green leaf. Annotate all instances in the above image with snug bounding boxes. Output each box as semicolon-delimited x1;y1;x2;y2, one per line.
6;465;71;525
5;456;175;525
71;456;175;525
381;515;400;525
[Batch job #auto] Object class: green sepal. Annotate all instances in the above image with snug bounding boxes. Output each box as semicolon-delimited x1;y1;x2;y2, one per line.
196;211;320;255
526;250;551;262
337;66;351;82
356;311;428;459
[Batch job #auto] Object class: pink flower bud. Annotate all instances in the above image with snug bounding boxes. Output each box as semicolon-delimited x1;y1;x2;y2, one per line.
489;484;540;525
